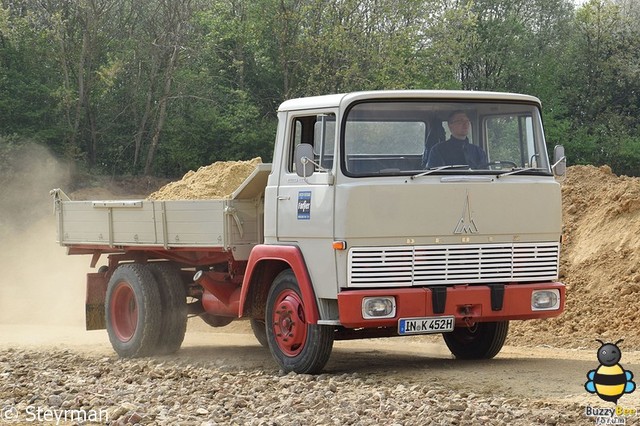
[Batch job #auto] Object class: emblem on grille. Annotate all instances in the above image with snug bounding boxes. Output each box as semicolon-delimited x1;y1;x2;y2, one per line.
454;191;478;234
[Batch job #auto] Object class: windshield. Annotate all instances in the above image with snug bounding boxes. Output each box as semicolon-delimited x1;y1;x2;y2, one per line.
342;100;551;177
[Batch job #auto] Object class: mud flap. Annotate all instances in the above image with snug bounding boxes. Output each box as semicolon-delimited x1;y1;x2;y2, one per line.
86;272;108;330
489;284;505;311
429;286;447;314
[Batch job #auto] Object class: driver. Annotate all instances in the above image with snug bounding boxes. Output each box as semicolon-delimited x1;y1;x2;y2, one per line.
426;111;487;169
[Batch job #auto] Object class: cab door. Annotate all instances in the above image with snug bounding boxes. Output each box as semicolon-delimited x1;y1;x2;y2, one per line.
275;111;337;299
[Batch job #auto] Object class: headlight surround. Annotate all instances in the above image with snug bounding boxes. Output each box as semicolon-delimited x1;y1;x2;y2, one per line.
531;289;560;311
362;297;396;319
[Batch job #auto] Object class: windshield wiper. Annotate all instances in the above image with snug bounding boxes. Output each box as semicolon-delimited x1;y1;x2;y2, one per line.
496;167;547;178
410;164;470;180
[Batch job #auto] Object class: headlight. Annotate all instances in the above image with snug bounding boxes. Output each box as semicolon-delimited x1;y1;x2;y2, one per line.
531;290;560;311
362;297;396;319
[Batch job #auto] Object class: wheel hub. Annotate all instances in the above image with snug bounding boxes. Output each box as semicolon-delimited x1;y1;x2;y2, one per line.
110;282;137;342
272;290;307;356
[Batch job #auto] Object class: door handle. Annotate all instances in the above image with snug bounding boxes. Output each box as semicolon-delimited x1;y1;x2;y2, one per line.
277;195;290;200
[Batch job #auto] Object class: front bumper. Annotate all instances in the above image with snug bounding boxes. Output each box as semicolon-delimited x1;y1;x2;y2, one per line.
337;282;565;328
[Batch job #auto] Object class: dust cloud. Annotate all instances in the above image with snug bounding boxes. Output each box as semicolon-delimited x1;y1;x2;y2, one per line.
0;143;88;327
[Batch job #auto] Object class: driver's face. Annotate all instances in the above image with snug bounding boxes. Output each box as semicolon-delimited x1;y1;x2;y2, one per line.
449;113;470;139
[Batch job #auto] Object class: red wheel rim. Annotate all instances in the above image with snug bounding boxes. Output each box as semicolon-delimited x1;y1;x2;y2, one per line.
110;282;138;342
271;289;307;356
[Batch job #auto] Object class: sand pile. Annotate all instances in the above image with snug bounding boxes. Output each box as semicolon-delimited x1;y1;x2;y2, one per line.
509;165;640;349
147;157;263;200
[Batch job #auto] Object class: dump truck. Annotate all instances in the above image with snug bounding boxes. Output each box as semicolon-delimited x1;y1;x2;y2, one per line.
52;90;567;373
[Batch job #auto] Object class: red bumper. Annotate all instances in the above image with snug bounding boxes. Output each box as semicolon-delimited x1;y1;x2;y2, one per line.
337;282;565;328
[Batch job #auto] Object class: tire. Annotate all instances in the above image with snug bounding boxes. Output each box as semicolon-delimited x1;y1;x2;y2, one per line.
443;321;509;360
250;318;268;348
106;263;162;358
266;269;334;374
147;263;188;355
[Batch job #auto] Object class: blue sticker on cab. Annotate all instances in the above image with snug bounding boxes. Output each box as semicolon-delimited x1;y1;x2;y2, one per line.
297;191;311;220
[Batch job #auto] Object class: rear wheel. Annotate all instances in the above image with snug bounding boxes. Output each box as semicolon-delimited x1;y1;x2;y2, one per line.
266;269;333;373
443;321;509;360
106;264;162;358
147;263;188;355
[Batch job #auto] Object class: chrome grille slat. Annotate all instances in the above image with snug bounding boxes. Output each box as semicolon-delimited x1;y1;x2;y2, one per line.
348;242;559;287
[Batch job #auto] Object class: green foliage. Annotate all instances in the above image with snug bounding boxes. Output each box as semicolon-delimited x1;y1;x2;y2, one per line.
563;126;600;166
0;6;67;152
617;134;640;177
556;0;640;175
1;0;640;177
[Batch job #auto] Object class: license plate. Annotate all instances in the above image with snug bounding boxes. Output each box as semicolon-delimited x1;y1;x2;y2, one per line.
398;316;455;335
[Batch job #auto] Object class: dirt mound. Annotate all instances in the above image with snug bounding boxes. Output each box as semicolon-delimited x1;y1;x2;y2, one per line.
509;165;640;349
147;157;263;200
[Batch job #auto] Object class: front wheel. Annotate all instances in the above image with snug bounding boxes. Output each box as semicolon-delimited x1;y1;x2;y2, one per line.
266;269;333;374
443;321;509;360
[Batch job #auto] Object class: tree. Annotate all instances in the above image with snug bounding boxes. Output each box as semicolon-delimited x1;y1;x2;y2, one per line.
0;4;66;150
1;0;639;177
139;1;200;175
559;0;640;174
441;0;574;92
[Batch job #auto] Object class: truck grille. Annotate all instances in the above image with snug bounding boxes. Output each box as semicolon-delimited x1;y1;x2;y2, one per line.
348;242;559;287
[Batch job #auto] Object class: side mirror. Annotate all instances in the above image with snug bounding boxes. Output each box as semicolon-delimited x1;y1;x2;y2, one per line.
294;143;315;178
552;145;566;177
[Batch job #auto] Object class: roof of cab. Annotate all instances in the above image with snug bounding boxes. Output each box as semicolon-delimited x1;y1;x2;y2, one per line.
277;90;541;112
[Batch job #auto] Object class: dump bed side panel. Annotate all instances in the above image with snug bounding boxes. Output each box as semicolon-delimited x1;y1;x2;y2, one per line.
55;164;271;253
57;199;229;248
227;199;264;260
59;201;114;245
163;201;226;247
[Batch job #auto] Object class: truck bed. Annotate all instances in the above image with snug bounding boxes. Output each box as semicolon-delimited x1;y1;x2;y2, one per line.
53;164;271;261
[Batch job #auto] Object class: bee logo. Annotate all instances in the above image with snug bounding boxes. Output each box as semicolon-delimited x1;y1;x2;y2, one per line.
585;339;636;404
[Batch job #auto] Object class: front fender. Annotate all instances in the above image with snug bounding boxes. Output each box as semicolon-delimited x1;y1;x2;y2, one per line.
240;244;320;324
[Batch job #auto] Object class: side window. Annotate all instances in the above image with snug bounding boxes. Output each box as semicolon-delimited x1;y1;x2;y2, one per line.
288;113;336;173
485;115;534;167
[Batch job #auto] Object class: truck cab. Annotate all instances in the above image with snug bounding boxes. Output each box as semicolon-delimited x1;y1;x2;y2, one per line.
260;91;565;370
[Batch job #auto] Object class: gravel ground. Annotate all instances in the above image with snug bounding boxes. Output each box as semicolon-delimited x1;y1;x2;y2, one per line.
0;349;591;425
